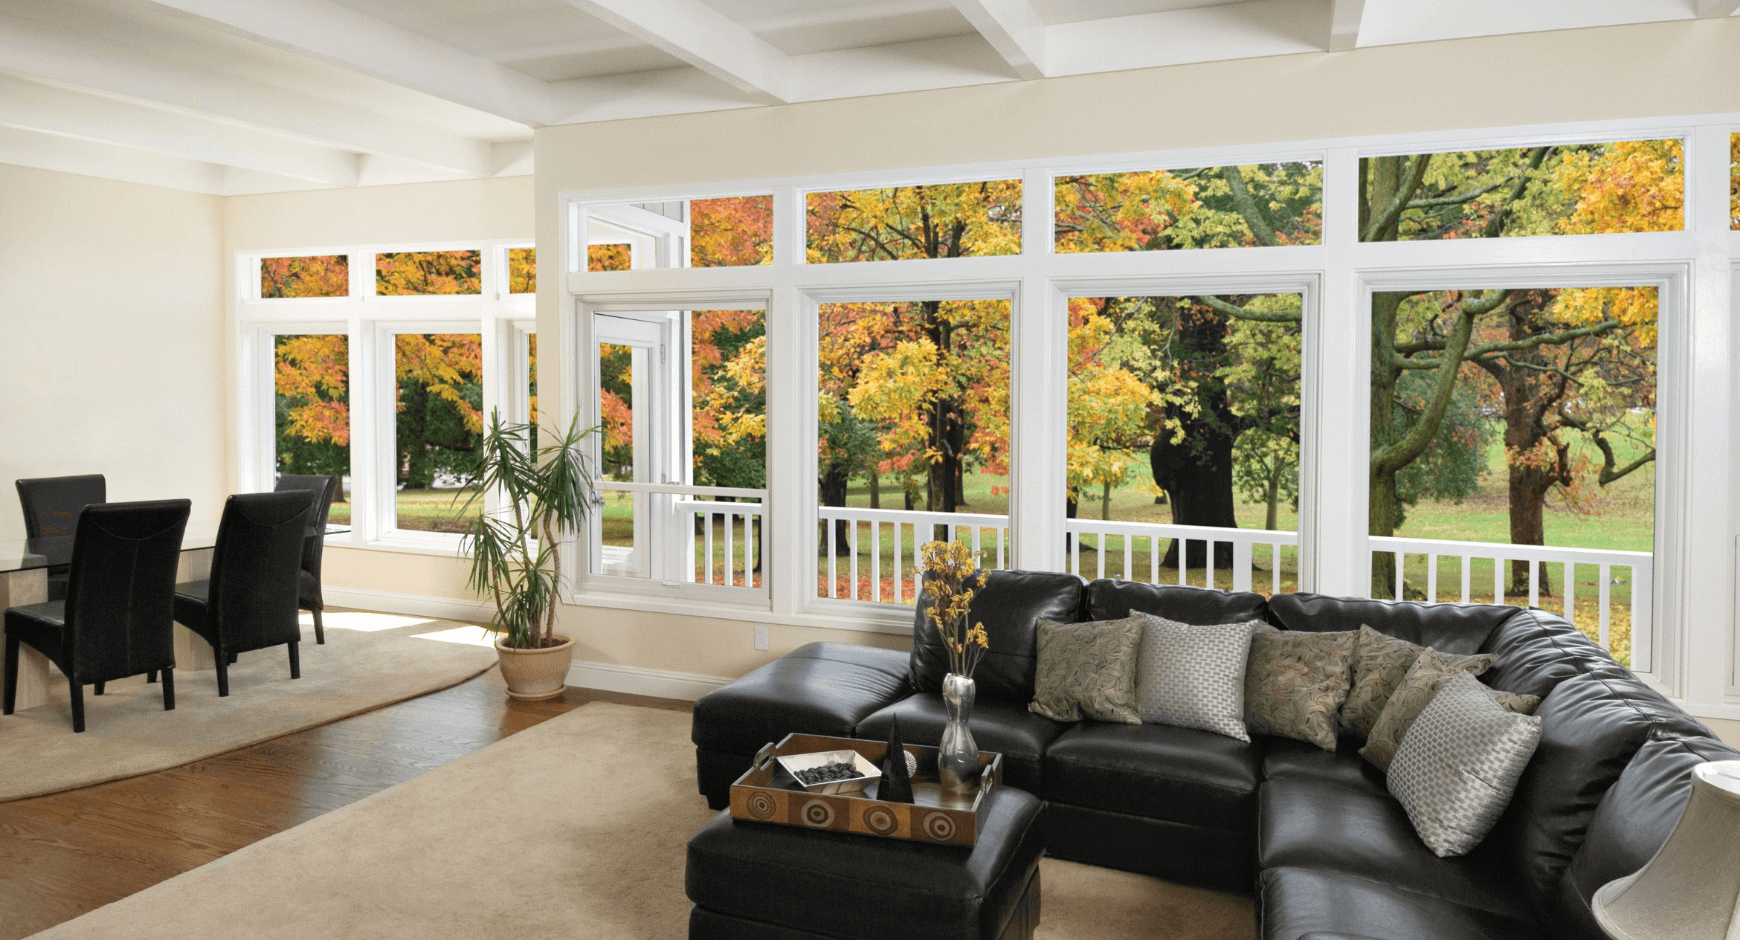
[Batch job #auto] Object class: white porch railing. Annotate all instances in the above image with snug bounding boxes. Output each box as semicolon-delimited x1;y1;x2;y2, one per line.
677;498;763;588
1368;535;1651;668
598;481;765;590
1064;519;1298;594
815;506;1010;604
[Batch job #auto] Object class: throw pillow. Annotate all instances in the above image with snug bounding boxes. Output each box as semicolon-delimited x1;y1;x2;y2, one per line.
1388;672;1543;857
1340;625;1429;737
1243;624;1358;751
1360;647;1503;770
1028;615;1144;724
1134;614;1258;742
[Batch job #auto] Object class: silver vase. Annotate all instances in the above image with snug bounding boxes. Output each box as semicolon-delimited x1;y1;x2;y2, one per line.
938;672;980;791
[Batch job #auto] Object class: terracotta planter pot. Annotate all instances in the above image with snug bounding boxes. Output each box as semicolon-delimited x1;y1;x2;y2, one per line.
494;635;575;701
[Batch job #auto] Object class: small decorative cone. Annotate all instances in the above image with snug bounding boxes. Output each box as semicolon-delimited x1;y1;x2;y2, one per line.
880;716;915;804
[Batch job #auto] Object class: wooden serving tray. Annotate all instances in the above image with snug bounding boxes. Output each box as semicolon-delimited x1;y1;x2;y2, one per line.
729;732;1004;846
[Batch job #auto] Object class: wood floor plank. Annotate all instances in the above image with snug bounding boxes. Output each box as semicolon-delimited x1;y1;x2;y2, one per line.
0;667;692;940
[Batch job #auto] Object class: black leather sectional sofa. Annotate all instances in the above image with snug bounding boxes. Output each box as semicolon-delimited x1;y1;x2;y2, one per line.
691;571;1740;940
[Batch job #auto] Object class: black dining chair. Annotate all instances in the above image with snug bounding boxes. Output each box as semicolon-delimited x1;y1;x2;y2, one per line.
4;499;191;733
273;474;338;645
15;474;107;602
173;491;311;697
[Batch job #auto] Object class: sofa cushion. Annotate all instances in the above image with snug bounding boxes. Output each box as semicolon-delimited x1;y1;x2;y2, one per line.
1480;670;1714;907
1260;734;1389;800
1245;624;1357;751
1552;730;1740;939
1081;579;1270;625
1043;720;1261;831
1268;593;1514;655
1134;613;1257;741
1258;867;1545;940
692;642;911;755
1259;777;1535;921
857;694;1067;795
1028;615;1144;724
911;569;1083;703
1479;608;1619;700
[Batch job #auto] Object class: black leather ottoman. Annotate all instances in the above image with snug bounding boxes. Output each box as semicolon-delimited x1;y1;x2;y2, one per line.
686;786;1047;940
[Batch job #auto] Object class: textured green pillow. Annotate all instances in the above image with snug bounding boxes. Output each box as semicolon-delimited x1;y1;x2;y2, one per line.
1340;625;1429;737
1361;647;1525;770
1028;615;1144;724
1243;624;1358;751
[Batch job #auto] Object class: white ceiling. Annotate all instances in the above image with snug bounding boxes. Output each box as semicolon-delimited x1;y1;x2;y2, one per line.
0;0;1732;196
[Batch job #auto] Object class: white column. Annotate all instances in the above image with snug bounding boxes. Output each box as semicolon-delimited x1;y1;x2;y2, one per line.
1308;147;1367;597
766;184;807;617
1011;167;1065;573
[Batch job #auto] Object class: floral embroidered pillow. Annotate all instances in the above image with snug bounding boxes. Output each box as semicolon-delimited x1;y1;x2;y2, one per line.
1028;615;1144;724
1243;624;1358;751
1340;625;1430;738
1361;647;1516;770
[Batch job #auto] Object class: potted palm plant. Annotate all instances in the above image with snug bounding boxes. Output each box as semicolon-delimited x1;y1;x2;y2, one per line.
461;410;597;700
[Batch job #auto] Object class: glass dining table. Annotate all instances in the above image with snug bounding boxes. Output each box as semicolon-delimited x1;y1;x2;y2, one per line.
1;522;348;711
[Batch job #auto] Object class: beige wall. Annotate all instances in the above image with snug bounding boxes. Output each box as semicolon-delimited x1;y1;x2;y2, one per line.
0;164;225;539
1706;717;1740;749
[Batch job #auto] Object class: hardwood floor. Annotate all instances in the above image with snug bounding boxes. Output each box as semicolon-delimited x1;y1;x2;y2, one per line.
0;668;691;939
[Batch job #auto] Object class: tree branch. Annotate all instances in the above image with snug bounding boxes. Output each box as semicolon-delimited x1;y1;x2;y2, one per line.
1196;295;1301;323
1361;153;1433;243
1220;165;1279;247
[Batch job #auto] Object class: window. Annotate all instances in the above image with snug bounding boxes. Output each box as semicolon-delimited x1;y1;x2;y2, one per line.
274;333;350;522
508;248;536;293
816;299;1010;604
807;181;1021;263
1055;162;1322;251
582;197;772;271
376;250;482;295
1064;293;1302;594
262;255;347;297
391;333;484;534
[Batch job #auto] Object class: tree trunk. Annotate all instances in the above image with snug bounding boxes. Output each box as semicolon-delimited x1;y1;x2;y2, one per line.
869;468;880;510
1101;480;1113;521
819;467;852;556
1264;469;1280;531
1151;427;1239;569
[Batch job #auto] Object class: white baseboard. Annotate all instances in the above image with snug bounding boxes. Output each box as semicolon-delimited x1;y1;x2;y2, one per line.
322;586;492;624
566;660;730;702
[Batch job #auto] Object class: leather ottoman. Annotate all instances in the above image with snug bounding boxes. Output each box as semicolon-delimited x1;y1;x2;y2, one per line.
686;786;1047;940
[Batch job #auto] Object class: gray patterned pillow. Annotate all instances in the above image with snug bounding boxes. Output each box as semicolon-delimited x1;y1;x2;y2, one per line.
1028;616;1144;724
1243;624;1357;751
1360;647;1503;770
1134;614;1257;742
1388;671;1543;857
1340;625;1428;737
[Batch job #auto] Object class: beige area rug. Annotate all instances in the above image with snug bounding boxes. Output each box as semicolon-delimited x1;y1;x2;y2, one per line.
0;612;498;802
28;700;1255;940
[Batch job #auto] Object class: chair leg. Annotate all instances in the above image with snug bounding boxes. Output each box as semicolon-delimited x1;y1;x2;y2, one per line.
147;670;157;683
3;636;18;716
70;680;85;733
288;639;300;680
215;655;230;697
161;668;175;711
313;608;325;645
229;652;238;665
94;681;105;696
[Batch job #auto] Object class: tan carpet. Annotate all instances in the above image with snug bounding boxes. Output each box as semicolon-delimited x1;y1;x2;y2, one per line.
26;700;1255;940
0;613;498;802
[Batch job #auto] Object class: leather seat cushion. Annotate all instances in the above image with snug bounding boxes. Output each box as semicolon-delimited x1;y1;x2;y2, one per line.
910;569;1083;703
1260;734;1387;800
1480;670;1715;906
1259;778;1533;922
1478;608;1620;699
692;642;911;756
1552;730;1740;939
857;695;1068;795
1080;580;1270;626
1267;593;1514;655
4;600;68;665
1259;867;1544;940
1043;720;1261;830
686;788;1046;940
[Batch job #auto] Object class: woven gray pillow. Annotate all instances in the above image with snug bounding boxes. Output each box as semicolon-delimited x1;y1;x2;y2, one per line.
1028;615;1144;724
1133;614;1257;742
1388;671;1543;858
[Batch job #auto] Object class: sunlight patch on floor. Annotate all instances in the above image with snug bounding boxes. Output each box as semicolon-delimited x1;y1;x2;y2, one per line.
412;626;497;648
307;612;438;632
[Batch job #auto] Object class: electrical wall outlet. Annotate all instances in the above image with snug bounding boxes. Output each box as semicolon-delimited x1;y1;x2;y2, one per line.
754;624;769;651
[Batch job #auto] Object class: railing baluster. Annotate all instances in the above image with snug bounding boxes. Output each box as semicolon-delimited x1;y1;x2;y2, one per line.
1071;526;1081;577
1493;556;1503;604
893;522;903;605
1233;539;1252;593
1598;563;1611;652
997;526;1006;569
1271;542;1280;594
826;512;836;599
1460;556;1471;603
1123;531;1132;582
1565;561;1576;640
704;509;715;586
1528;559;1539;609
1393;552;1403;602
1426;553;1438;603
725;509;736;588
872;521;882;603
1151;536;1161;585
1096;532;1106;580
1632;562;1652;673
849;516;859;600
1176;539;1186;586
688;508;698;583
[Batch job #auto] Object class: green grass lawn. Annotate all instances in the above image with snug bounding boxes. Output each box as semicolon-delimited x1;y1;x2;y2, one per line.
324;488;481;534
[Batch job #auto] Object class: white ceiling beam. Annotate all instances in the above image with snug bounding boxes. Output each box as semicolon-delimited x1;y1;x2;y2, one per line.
137;0;559;126
0;12;493;176
0;124;227;194
1045;0;1325;77
0;74;358;186
1697;0;1740;17
1328;0;1367;51
950;0;1049;80
564;0;793;103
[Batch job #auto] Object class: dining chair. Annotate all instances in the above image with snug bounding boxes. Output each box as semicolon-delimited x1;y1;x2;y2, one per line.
273;474;338;644
173;491;311;697
4;499;191;732
14;474;107;602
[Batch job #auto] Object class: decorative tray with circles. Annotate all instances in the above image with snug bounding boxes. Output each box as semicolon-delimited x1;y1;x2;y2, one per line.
729;733;1003;846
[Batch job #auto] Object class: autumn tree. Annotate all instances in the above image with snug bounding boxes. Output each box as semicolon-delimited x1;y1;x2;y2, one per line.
275;334;350;492
394;334;483;489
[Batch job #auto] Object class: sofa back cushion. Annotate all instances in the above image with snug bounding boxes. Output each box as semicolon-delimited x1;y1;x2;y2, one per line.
1479;607;1620;700
910;568;1084;702
1478;671;1713;910
1266;593;1514;654
1081;579;1269;626
1549;730;1740;939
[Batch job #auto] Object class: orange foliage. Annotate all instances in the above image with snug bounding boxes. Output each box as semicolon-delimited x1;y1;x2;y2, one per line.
376;250;481;295
262;255;347;298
